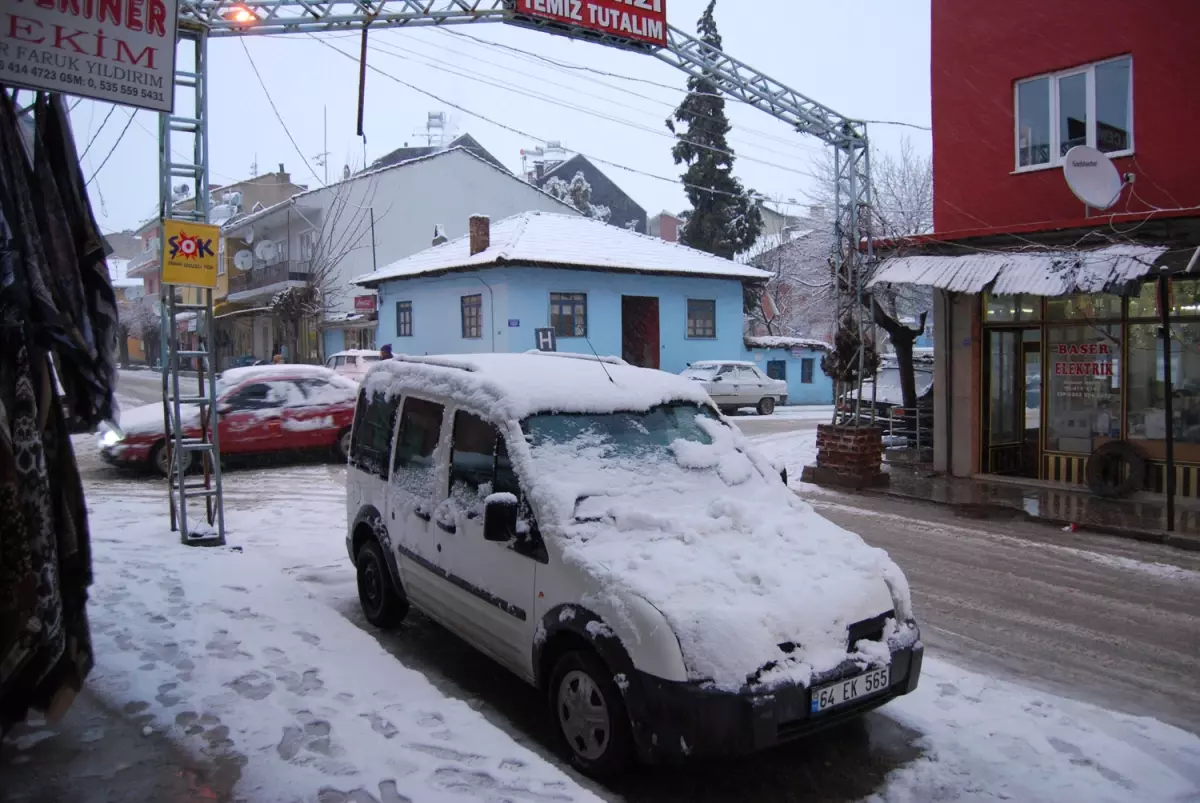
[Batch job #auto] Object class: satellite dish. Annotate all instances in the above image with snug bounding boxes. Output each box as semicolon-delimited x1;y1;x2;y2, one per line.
1063;146;1123;210
234;250;254;271
253;239;277;261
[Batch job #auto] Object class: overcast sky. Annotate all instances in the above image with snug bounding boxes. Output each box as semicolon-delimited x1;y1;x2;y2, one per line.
72;0;931;236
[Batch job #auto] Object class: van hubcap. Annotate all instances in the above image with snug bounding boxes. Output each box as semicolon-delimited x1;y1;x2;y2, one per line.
359;557;381;611
557;670;610;761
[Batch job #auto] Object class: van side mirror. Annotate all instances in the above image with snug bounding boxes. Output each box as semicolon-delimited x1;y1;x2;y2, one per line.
779;467;788;485
483;494;519;542
711;375;723;383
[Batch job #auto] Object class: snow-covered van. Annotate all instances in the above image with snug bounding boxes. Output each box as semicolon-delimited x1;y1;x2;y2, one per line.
344;352;922;776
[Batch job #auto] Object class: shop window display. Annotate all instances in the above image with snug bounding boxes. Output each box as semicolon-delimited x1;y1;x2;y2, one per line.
1045;325;1121;453
1127;322;1200;446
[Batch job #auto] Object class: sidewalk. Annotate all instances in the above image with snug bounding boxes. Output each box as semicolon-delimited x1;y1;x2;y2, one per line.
1;686;235;802
876;468;1200;551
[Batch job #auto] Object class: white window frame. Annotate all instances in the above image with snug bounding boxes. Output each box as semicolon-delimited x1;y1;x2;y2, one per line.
1013;55;1134;173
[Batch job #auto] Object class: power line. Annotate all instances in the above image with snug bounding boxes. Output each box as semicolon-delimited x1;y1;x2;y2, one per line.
361;36;823;182
860;119;932;132
86;109;137;186
240;38;326;187
308;33;756;203
79;103;117;160
424;28;825;156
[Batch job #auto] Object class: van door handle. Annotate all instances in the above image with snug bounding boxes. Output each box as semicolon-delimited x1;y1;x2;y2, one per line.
414;510;431;522
437;520;456;535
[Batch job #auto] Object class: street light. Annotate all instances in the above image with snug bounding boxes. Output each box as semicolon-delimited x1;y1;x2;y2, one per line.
222;6;257;23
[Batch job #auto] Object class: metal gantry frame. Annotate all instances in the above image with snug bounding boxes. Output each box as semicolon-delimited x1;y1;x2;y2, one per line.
159;0;874;538
158;24;226;546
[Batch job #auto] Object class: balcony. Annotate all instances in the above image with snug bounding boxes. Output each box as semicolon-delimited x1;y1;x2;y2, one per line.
228;261;310;294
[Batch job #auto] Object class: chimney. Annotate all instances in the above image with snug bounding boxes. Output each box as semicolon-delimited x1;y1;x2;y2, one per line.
469;215;490;256
432;224;448;246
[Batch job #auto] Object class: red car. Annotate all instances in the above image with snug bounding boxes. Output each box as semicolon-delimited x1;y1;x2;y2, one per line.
99;365;359;475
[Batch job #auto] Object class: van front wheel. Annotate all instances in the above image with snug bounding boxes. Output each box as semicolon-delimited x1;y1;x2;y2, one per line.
549;650;633;777
356;539;407;629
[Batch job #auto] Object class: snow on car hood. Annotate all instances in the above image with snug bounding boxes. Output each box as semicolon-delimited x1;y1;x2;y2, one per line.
117;402;201;436
520;416;912;692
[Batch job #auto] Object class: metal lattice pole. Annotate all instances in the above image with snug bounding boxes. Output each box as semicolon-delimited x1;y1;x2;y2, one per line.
159;25;226;546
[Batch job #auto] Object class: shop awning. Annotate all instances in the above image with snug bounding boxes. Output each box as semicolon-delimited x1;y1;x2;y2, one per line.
868;243;1169;296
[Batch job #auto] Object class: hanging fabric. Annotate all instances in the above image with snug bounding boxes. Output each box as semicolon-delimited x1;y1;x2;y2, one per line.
0;85;117;732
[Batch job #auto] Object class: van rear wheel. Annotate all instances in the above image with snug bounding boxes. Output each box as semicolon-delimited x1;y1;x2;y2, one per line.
356;539;407;628
549;650;633;777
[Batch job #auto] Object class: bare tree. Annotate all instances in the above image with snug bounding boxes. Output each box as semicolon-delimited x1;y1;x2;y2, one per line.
119;294;161;367
807;136;935;411
744;201;838;340
272;176;381;362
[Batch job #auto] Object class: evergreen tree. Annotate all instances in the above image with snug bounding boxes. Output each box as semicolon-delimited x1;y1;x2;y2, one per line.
667;0;763;261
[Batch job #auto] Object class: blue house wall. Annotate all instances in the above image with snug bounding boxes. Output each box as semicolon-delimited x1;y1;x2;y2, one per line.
742;345;833;405
322;329;346;358
374;265;746;373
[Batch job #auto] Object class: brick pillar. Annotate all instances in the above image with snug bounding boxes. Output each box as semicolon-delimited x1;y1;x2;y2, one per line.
801;425;890;490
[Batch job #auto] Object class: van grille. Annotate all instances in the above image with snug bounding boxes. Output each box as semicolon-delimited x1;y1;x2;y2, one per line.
847;610;893;650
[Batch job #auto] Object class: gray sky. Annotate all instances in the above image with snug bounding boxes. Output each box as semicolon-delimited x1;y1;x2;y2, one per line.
74;0;931;235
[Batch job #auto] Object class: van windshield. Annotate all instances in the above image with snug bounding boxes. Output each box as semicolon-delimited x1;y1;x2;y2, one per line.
523;403;720;457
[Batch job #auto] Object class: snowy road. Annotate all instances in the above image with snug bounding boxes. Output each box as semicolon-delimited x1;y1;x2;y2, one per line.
54;373;1200;800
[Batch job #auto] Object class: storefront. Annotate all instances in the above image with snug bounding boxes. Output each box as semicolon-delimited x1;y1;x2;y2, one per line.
982;278;1200;495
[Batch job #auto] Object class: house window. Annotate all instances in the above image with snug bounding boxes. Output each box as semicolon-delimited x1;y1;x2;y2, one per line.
550;293;587;337
299;230;317;262
396;301;412;337
801;358;815;384
461;294;482;339
767;360;786;381
1015;56;1132;169
687;299;716;338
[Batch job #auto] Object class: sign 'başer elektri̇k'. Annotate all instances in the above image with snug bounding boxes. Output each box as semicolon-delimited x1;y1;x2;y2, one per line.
515;0;667;48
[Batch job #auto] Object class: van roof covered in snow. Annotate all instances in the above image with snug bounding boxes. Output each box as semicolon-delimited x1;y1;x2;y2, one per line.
361;352;712;420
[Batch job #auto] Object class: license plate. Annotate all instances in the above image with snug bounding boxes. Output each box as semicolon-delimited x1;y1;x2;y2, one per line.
810;667;890;714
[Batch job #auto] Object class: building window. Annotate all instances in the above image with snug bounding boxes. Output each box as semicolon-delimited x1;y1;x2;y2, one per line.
299;230;317;262
395;301;412;337
1015;55;1132;169
800;358;814;384
461;294;482;339
767;360;787;381
687;299;716;338
984;294;1043;322
550;292;587;337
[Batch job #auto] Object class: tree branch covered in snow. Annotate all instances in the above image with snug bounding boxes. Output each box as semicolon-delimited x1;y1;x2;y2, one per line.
542;171;611;222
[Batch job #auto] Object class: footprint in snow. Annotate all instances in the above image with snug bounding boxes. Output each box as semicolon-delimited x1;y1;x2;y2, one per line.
229;671;275;701
429;767;574;802
317;780;412;803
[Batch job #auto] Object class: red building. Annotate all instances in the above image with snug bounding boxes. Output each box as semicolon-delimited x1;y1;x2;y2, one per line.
872;0;1200;499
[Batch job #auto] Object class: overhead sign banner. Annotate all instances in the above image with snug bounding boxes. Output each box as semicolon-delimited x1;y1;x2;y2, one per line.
0;0;177;113
512;0;668;48
161;220;220;288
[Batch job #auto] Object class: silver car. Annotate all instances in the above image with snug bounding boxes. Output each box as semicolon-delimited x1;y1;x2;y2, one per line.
682;361;789;415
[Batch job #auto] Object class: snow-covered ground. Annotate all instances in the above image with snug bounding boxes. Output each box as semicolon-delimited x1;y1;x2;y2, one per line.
83;477;601;803
76;446;1200;801
732;404;835;422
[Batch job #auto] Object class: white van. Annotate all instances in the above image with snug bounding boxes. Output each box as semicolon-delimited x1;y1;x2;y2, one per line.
345;352;922;776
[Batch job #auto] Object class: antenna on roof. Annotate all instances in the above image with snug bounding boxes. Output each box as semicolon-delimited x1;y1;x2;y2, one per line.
582;336;616;385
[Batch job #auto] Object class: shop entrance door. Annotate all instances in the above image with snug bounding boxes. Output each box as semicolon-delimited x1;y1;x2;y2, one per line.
985;329;1041;477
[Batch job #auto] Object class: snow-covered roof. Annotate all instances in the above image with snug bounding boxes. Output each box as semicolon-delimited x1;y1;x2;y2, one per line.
869;243;1168;295
106;257;142;289
223;147;576;235
353;212;771;286
362;352;713;421
745;336;832;352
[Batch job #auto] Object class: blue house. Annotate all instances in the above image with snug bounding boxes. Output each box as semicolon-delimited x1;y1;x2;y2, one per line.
351;212;770;372
743;336;834;405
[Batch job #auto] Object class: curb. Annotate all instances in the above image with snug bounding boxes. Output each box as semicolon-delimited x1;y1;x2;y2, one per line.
871;488;1200;553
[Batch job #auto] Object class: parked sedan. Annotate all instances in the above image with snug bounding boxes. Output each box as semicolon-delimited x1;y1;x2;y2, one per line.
99;365;358;475
681;360;789;415
324;349;382;383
